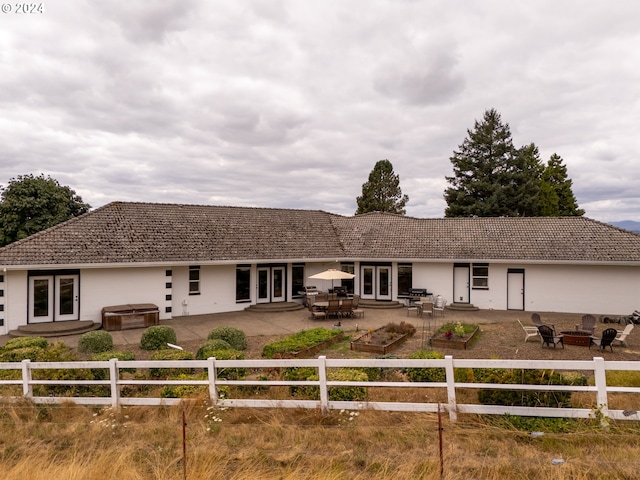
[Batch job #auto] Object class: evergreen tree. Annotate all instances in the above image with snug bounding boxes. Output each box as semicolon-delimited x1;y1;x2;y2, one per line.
0;174;91;246
539;154;584;216
355;160;409;215
445;109;535;217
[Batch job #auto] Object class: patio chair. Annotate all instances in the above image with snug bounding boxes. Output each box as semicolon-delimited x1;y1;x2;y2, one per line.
351;294;364;318
538;325;564;349
433;296;446;317
576;314;596;334
306;300;326;321
531;313;555;333
419;298;434;318
517;319;540;343
613;323;634;347
339;298;353;318
326;299;341;319
589;328;617;352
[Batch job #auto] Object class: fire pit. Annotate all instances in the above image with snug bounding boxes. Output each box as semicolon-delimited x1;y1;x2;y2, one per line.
560;330;592;346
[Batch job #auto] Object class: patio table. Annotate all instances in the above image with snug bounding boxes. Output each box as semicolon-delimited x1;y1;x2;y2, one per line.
559;330;592;346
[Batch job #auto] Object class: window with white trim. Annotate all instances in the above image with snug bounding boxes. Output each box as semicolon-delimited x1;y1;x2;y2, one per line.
189;266;200;295
472;264;489;289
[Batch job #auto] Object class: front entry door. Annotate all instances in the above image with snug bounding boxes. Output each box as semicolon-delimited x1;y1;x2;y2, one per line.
360;265;392;301
453;266;470;304
29;274;80;323
257;266;286;304
507;269;525;310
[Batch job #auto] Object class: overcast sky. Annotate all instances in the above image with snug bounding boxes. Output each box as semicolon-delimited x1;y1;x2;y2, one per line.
1;1;639;222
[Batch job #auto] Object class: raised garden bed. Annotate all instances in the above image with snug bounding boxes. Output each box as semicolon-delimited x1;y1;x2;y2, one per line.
350;327;412;354
264;329;345;358
431;326;480;350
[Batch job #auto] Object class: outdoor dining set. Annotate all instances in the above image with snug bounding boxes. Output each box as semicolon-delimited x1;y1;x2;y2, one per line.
306;293;364;320
519;313;635;352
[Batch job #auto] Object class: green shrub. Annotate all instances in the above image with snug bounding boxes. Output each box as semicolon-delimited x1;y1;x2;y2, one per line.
139;326;177;351
0;346;45;362
78;330;114;354
207;326;248;350
292;368;369;401
406;350;446;382
262;328;342;358
150;349;195;378
477;369;587;408
205;349;246;379
31;343;98;397
3;336;48;351
196;339;233;359
89;351;137;380
160;373;208;398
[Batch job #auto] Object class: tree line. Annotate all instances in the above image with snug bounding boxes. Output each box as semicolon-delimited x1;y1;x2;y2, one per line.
356;108;583;217
0;109;583;247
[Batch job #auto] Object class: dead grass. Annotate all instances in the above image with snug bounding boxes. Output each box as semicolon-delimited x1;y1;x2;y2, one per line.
1;400;640;479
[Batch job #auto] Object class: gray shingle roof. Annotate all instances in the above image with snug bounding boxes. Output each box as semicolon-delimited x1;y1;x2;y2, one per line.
0;202;639;266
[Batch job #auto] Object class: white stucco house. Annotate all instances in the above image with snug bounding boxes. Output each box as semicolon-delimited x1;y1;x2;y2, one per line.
0;201;639;334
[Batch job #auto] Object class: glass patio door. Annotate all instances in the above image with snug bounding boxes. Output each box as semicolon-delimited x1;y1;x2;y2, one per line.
360;265;392;301
29;274;80;323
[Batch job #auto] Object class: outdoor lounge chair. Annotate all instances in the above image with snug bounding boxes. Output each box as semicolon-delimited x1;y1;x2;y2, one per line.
538;325;564;349
326;299;341;319
531;313;555;332
613;323;634;347
339;298;353;318
589;328;618;352
518;319;540;343
576;314;596;334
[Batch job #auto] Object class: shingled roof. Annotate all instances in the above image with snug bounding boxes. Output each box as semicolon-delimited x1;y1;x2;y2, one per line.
0;202;639;266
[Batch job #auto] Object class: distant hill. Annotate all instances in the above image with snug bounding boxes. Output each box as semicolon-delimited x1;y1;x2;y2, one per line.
610;221;640;233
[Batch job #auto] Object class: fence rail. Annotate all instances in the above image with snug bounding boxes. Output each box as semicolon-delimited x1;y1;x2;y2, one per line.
1;356;639;422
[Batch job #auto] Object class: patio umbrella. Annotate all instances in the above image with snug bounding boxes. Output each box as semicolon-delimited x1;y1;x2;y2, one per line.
308;268;355;289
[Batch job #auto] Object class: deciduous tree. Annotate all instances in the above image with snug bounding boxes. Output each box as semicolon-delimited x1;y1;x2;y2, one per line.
0;174;91;246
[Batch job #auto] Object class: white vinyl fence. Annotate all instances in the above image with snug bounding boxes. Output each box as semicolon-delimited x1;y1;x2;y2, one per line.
1;356;639;423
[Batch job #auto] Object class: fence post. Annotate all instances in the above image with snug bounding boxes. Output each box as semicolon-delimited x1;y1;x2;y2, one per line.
208;357;218;405
593;356;609;425
109;358;120;410
318;356;329;415
444;355;457;422
21;359;32;398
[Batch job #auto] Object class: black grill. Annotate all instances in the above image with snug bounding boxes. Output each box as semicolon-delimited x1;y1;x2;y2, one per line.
408;288;429;297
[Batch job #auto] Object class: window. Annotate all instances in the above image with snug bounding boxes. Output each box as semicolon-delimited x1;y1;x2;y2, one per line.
292;264;304;298
165;270;172;277
472;264;489;289
397;264;412;296
189;266;200;295
340;264;354;294
236;265;251;302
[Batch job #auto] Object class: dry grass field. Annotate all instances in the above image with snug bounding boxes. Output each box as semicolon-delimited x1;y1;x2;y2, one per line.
1;399;640;480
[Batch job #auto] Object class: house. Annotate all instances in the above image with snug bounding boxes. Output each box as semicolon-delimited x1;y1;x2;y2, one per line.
0;201;639;334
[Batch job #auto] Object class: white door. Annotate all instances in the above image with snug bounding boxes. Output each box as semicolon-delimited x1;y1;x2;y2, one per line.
453;266;470;303
257;267;286;303
360;265;392;301
56;274;79;321
507;270;525;310
29;275;54;323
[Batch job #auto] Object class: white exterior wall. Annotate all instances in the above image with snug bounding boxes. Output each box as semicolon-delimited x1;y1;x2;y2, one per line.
411;263;454;301
81;267;170;323
2;270;28;335
171;264;246;316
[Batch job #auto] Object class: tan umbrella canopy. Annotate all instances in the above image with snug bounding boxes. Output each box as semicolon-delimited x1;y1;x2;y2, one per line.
308;268;356;290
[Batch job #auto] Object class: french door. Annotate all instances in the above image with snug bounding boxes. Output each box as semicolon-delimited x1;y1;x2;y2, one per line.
29;273;79;323
257;266;286;303
360;265;392;301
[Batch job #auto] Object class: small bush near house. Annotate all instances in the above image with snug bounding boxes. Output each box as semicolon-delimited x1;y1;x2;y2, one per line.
406;350;445;382
2;336;48;351
196;339;232;359
290;368;369;401
78;331;114;354
196;349;246;379
139;326;177;351
150;349;195;378
207;326;248;350
0;346;45;363
89;351;137;380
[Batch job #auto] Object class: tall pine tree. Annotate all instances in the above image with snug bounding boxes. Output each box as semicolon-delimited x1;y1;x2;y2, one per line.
356;160;409;215
444;109;542;217
539;154;584;216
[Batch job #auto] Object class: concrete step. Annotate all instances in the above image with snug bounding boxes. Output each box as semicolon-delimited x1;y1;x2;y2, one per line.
8;320;101;338
358;300;405;309
245;302;305;313
447;302;480;312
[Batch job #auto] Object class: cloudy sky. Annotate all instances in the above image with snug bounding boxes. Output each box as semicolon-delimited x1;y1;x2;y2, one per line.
1;1;639;221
